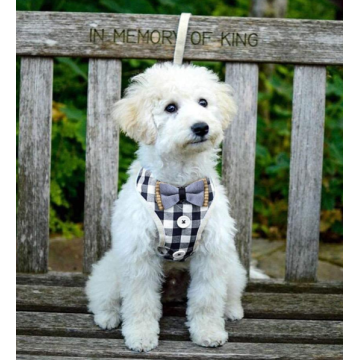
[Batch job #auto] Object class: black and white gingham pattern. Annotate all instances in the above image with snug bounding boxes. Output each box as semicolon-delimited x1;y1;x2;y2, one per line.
136;168;214;261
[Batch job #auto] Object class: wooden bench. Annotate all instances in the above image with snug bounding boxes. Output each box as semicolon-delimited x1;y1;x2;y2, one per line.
16;12;343;359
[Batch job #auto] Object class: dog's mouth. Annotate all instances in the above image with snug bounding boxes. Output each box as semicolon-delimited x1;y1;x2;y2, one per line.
190;138;208;145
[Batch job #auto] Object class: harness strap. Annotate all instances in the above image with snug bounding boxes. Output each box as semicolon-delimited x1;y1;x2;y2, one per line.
173;13;191;65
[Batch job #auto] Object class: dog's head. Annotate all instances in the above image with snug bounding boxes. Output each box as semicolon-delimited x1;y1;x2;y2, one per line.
112;62;237;155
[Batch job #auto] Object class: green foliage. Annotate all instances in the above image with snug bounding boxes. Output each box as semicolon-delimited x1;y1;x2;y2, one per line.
321;67;343;239
17;0;251;16
16;0;342;241
252;65;343;241
252;64;292;239
287;0;339;20
49;102;86;237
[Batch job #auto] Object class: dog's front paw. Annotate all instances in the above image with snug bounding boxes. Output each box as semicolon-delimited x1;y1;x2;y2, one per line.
94;311;121;330
225;302;244;321
123;321;159;352
125;331;158;352
192;328;228;347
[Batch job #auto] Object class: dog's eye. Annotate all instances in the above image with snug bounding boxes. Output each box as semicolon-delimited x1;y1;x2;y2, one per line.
165;104;177;113
199;99;208;108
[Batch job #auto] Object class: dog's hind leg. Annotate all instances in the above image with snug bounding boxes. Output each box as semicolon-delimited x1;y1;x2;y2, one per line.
85;249;122;330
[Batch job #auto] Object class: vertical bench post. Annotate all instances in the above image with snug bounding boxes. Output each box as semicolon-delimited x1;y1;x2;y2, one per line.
223;63;259;276
285;66;326;282
83;59;121;274
17;57;53;273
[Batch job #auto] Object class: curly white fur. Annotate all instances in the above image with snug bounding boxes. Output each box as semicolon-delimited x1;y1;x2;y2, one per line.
86;62;247;352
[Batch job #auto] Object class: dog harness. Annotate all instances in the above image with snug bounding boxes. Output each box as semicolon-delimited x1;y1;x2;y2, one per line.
136;168;215;261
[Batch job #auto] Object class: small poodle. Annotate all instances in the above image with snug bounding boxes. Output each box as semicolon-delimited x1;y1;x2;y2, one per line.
86;62;247;352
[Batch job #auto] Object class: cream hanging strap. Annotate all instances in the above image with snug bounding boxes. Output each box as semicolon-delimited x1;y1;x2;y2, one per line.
173;13;191;65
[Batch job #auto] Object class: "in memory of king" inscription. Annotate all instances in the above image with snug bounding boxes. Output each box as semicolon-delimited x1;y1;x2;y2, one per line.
89;28;259;47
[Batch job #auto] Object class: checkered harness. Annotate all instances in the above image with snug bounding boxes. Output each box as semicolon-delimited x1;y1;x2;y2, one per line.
136;168;215;261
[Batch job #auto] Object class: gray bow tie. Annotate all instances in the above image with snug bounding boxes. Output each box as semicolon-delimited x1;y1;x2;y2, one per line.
158;180;205;210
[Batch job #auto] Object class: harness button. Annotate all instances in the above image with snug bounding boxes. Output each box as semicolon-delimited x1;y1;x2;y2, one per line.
173;250;186;260
177;215;190;228
157;247;168;255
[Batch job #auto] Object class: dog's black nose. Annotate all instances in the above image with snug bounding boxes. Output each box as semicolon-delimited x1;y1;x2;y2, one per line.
191;122;209;137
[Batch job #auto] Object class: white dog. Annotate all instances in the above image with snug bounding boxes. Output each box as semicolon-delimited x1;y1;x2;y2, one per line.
85;62;247;352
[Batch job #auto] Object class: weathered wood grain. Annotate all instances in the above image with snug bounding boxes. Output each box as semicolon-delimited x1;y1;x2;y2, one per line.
162;293;343;320
285;66;327;282
83;59;121;273
16;272;87;287
16;336;343;359
17;57;53;273
17;357;147;360
16;284;343;319
223;63;259;275
17;285;86;313
16;12;343;65
17;312;342;344
246;279;343;294
16;272;343;294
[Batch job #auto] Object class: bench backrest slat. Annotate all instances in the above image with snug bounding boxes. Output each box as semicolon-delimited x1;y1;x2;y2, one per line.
17;57;53;273
223;63;259;276
285;65;327;282
16;12;343;65
83;59;122;274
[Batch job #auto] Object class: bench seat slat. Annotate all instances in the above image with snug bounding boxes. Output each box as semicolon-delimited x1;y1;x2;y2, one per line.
286;66;327;282
15;272;343;293
84;59;121;273
223;63;259;275
16;336;343;359
17;57;53;273
16;284;343;320
17;357;149;360
17;311;343;344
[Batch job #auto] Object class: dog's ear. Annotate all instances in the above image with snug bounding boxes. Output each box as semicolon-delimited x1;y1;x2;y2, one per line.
112;85;157;145
216;83;237;130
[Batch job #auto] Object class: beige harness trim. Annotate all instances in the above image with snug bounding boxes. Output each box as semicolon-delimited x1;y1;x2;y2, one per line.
155;181;164;210
173;13;191;65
